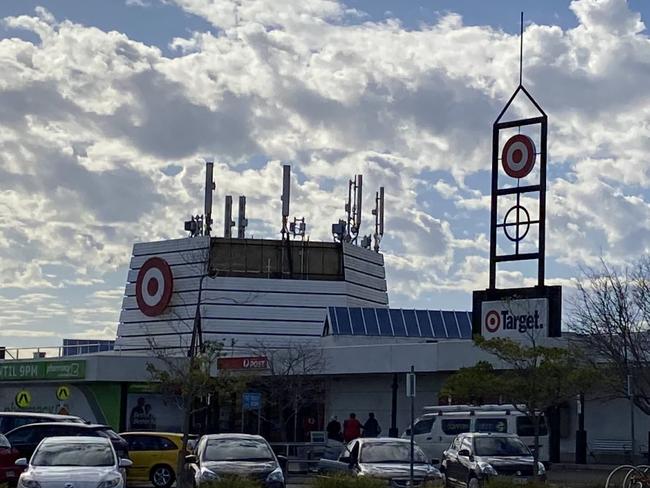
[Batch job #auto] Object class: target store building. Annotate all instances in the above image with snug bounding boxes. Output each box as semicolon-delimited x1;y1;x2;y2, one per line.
0;232;649;462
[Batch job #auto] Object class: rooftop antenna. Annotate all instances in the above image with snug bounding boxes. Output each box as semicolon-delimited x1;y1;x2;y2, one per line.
372;186;385;252
238;196;248;239
204;160;215;236
281;165;291;240
347;175;363;244
223;196;235;238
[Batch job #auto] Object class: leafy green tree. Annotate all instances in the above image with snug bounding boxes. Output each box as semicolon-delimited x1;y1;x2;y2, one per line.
442;336;598;474
146;341;247;488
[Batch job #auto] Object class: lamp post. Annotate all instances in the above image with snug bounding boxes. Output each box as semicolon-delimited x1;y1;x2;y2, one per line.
188;270;217;358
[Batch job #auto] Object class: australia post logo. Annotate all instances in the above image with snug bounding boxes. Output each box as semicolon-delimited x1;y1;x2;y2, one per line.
481;298;549;340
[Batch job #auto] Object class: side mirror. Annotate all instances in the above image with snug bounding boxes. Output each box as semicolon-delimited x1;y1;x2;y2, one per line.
431;458;440;465
15;458;28;467
119;458;133;468
458;449;471;458
277;455;287;473
185;454;198;464
405;429;412;436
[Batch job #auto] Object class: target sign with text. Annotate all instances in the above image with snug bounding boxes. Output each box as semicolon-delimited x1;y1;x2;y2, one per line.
136;257;174;317
501;134;536;179
481;297;549;342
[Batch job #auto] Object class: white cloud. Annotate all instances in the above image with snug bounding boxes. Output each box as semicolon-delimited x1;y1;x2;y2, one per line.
0;0;649;343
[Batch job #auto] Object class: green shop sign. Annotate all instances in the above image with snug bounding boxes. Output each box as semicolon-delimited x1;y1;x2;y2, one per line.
0;360;86;381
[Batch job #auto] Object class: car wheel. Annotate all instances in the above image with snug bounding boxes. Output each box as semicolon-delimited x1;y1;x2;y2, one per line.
467;477;480;488
150;464;175;488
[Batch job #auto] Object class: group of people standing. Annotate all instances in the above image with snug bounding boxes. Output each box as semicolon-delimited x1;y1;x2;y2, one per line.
327;412;381;443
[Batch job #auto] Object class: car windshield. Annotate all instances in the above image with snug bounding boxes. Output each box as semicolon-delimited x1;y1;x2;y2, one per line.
474;437;530;457
32;442;115;467
203;439;274;462
360;442;427;464
0;434;9;448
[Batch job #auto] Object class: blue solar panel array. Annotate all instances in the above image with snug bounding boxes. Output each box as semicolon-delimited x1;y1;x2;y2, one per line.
325;307;473;339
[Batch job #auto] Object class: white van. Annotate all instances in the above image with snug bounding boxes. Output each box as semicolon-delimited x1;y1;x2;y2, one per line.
402;405;549;464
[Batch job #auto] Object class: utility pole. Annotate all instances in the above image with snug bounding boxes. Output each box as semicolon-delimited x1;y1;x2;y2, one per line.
406;366;416;487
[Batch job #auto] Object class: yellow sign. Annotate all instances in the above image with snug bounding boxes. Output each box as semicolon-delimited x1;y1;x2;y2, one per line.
56;386;70;401
15;390;31;408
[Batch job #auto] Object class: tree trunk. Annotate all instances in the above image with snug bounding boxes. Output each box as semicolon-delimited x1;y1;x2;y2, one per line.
533;413;540;477
177;395;192;488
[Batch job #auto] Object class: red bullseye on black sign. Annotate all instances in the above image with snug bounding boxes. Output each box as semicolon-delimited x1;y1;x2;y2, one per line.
501;134;536;179
485;310;500;333
136;257;174;317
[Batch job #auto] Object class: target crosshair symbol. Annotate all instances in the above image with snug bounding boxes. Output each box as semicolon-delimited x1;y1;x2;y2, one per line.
503;204;531;243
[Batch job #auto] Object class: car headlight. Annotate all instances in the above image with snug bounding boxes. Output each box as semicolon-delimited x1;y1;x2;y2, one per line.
477;462;498;476
266;466;285;483
537;462;546;475
199;468;220;482
97;476;123;488
19;479;42;488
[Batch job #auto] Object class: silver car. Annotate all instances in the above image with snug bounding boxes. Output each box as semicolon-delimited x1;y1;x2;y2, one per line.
16;436;132;488
318;437;442;486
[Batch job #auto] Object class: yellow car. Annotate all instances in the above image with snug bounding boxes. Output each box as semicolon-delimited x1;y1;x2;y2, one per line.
120;432;186;488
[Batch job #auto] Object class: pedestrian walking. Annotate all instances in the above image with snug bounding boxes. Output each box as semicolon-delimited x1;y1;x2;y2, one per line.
327;416;342;441
343;413;363;443
363;412;381;438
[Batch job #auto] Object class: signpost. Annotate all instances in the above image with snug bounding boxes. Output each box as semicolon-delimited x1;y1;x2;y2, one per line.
406;366;416;488
242;392;262;435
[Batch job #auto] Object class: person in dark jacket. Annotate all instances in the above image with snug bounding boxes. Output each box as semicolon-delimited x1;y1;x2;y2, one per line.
326;416;342;441
363;412;381;438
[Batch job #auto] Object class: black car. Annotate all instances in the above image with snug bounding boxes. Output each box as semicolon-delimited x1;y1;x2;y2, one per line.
5;422;128;461
441;433;546;487
186;434;286;487
0;412;85;434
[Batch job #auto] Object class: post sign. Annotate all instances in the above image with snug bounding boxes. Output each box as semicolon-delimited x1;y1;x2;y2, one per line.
218;357;269;371
0;360;86;381
481;298;548;340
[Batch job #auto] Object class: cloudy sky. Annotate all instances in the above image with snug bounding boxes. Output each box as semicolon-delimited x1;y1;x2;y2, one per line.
0;0;649;350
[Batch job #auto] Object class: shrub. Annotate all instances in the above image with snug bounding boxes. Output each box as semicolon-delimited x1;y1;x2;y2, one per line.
200;476;263;488
485;480;548;488
312;474;388;488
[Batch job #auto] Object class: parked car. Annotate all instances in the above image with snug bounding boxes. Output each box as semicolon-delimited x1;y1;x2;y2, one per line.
15;436;132;488
6;422;129;461
120;431;189;488
0;433;21;486
186;434;287;487
318;437;442;486
441;432;546;487
0;412;85;434
403;405;549;464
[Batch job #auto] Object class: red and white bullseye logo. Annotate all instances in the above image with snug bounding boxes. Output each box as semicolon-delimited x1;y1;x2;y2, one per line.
135;257;174;317
501;134;536;179
484;310;501;333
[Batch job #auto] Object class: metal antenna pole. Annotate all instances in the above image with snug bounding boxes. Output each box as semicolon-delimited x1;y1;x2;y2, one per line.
519;11;524;87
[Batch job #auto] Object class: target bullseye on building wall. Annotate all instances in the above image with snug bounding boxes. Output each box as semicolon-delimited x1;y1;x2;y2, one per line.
501;134;536;179
136;257;174;317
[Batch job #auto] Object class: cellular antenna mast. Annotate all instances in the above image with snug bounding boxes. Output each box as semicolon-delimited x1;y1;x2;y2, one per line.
281;165;291;240
372;186;385;252
204;160;215;236
238;196;248;239
224;195;235;238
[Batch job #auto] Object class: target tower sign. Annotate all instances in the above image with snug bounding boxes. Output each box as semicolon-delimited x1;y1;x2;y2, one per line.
472;35;561;341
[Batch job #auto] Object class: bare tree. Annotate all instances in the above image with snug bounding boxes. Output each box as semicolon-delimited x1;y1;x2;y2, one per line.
250;341;326;442
570;258;650;414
